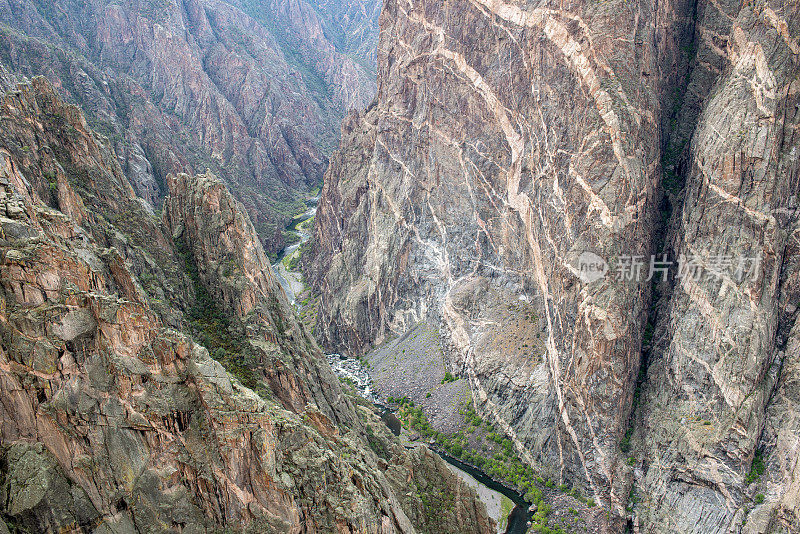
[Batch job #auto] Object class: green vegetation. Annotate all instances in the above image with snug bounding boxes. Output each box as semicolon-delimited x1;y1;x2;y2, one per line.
746;449;766;484
338;376;357;390
296;289;319;333
754;493;765;504
499;495;515;532
620;427;632;452
388;398;592;533
364;424;389;460
281;231;301;249
441;371;457;384
642;322;654;348
418;484;455;530
175;236;265;396
627;487;639;513
285;239;313;272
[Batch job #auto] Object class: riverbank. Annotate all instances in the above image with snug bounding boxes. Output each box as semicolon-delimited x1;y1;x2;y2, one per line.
365;321;471;434
442;455;521;533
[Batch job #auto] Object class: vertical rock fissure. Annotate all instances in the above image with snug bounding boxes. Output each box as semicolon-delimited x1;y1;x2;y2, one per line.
622;0;702;466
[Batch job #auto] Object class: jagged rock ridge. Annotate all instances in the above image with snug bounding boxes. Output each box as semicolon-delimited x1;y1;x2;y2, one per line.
0;78;495;534
0;0;381;255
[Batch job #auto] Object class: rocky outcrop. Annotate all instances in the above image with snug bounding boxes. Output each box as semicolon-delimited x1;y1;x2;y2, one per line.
308;0;800;530
0;76;191;329
162;169;353;426
0;0;380;254
164;172;283;321
0;78;494;533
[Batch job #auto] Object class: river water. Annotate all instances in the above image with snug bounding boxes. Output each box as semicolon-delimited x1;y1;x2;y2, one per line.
272;198;317;305
272;201;531;534
328;353;532;534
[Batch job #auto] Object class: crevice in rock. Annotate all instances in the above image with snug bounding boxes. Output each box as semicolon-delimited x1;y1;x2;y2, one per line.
622;0;702;469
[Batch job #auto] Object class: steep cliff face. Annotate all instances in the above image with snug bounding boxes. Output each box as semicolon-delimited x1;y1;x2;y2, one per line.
310;0;678;522
0;78;494;534
0;0;380;254
632;2;800;531
226;0;381;110
305;0;383;72
308;0;799;530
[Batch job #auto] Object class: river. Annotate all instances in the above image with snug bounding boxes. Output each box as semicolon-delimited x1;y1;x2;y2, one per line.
272;198;317;304
327;353;532;534
273;203;531;534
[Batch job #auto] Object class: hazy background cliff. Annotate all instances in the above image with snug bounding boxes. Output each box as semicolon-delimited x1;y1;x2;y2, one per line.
0;0;381;256
307;0;800;531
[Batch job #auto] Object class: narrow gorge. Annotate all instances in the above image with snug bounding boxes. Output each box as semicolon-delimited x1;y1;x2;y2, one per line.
0;0;796;532
0;78;494;533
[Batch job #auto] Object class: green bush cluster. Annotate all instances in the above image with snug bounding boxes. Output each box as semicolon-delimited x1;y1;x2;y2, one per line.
339;376;357;389
418;485;455;529
441;371;457;384
175;236;264;395
745;449;766;484
389;399;595;532
364;425;389;460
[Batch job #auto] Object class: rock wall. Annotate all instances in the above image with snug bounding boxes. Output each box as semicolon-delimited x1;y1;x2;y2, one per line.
308;0;800;530
0;78;494;534
632;1;800;531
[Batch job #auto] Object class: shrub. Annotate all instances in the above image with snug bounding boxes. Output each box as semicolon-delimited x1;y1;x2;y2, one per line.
365;425;389;459
746;450;766;484
620;428;633;453
441;371;456;384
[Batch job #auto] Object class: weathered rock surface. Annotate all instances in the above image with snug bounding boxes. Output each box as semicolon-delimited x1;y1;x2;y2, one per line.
0;0;380;254
308;0;800;531
632;2;800;530
165;172;283;322
0;78;494;533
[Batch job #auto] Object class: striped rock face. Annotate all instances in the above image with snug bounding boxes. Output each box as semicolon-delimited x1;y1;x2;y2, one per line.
307;0;800;530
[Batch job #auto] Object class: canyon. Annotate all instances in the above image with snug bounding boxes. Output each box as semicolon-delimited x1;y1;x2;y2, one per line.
0;0;381;256
307;0;800;532
0;0;795;532
0;77;495;533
